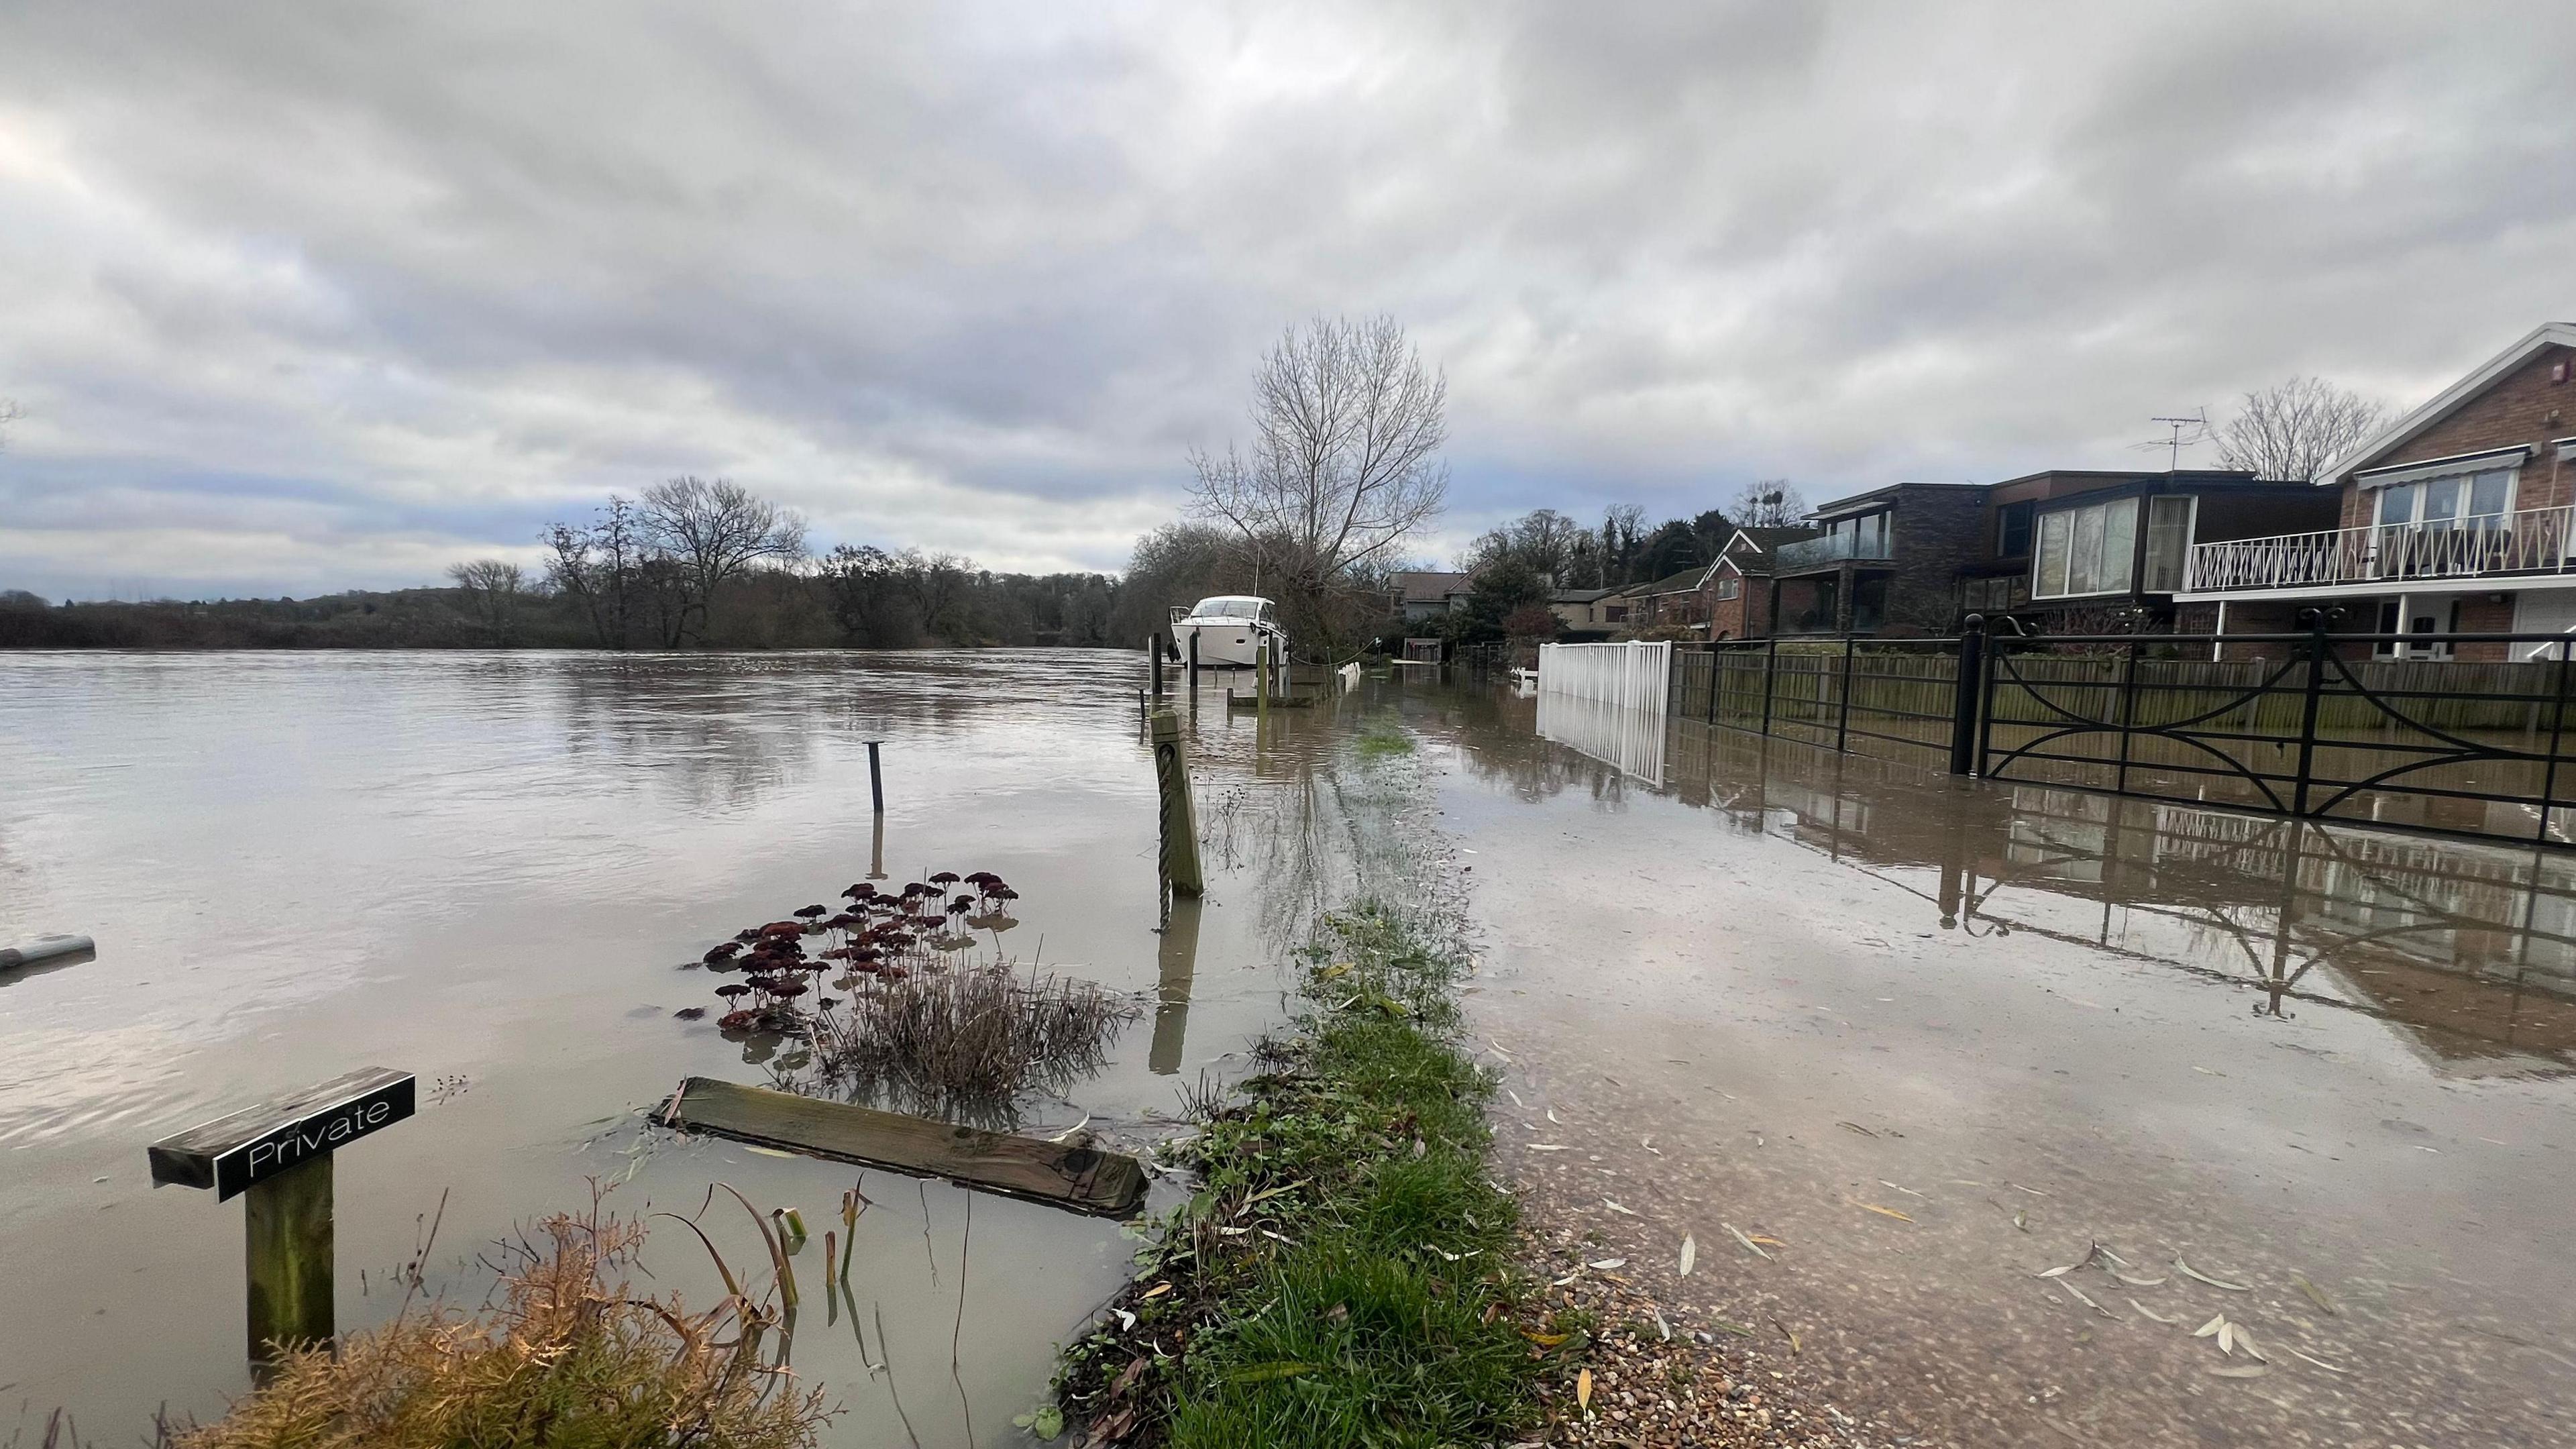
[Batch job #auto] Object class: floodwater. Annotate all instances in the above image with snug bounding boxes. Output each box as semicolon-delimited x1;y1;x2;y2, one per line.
0;650;1358;1445
1415;681;2576;1447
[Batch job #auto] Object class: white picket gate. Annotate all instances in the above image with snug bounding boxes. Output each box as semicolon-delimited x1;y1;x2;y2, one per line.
1536;640;1672;712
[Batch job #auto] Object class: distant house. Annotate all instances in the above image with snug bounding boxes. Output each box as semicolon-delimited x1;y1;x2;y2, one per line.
1621;568;1717;633
2176;321;2576;662
1548;586;1619;637
1389;570;1470;623
1769;483;1988;636
1703;527;1819;640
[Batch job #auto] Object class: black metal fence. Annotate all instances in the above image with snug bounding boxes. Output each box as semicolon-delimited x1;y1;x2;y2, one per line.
1669;624;2576;849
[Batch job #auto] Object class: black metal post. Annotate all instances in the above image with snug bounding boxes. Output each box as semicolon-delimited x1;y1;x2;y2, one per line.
1705;647;1721;723
865;739;885;815
1187;630;1200;679
1760;636;1780;738
2541;639;2573;843
2112;639;2141;794
2289;614;2331;817
1948;616;1986;776
1149;635;1163;699
1835;636;1858;753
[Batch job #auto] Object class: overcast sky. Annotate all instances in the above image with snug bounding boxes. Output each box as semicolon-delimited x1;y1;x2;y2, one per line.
3;2;2573;600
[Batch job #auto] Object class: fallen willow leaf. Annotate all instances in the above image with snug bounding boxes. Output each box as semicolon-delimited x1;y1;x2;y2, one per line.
1550;1272;1581;1286
1837;1121;1878;1138
2176;1256;2253;1292
2288;1347;2351;1375
1678;1235;1697;1278
2192;1314;2227;1339
2091;1242;2130;1269
1589;1258;1628;1270
1576;1367;1594;1411
1652;1307;1672;1340
2233;1328;2267;1362
2207;1364;2269;1379
1546;1108;1560;1124
2292;1273;2341;1317
1771;1317;1801;1353
1603;1199;1638;1216
2013;1210;2029;1232
1527;1144;1570;1152
2034;1263;2082;1279
1856;1202;1915;1223
2008;1182;2052;1197
2131;1299;2178;1325
1748;1234;1787;1248
2059;1281;2114;1318
1880;1179;1928;1199
1141;1283;1173;1299
2110;1271;2169;1287
1709;1320;1756;1337
1723;1222;1771;1260
1520;1328;1568;1347
2218;1320;2236;1355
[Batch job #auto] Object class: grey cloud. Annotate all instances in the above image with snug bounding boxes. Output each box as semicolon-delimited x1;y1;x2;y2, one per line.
1;1;2572;598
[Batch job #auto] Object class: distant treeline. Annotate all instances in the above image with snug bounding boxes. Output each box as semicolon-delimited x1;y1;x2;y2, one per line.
0;568;1122;650
0;479;1130;651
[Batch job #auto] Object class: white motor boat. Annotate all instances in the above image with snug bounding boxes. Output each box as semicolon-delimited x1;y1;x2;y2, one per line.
1170;595;1288;669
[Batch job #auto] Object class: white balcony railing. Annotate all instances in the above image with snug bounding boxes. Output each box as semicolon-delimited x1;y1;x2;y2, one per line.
2184;505;2576;594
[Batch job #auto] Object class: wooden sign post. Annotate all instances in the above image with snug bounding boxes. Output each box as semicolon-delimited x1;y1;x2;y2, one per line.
148;1067;414;1361
1149;707;1203;897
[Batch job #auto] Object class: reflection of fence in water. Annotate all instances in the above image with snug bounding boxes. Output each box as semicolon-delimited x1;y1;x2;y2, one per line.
1534;690;1668;784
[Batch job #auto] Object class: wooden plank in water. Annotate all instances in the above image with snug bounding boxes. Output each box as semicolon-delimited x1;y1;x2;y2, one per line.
663;1077;1146;1218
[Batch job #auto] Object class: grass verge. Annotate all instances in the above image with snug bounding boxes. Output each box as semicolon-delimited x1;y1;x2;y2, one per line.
1051;899;1553;1448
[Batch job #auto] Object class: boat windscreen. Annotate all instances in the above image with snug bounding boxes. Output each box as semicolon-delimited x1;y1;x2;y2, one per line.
1190;598;1268;620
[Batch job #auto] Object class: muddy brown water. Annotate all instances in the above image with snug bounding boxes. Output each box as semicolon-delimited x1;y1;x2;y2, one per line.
1406;680;2576;1448
0;650;1363;1445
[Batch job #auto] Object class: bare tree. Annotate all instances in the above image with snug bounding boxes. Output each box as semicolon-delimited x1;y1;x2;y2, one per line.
2216;378;2387;482
1189;315;1448;659
1728;480;1807;528
447;558;527;644
638;476;806;645
1462;508;1586;582
543;496;653;648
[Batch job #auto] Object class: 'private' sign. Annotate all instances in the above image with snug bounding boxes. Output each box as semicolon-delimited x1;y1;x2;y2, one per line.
149;1067;415;1200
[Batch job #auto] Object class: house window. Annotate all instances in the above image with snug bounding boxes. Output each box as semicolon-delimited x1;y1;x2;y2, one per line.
1995;500;2035;558
1824;510;1893;559
1714;576;1740;600
2033;497;2139;598
2373;468;2513;531
2141;496;2194;593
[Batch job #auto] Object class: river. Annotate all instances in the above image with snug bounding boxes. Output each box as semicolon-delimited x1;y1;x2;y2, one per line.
0;649;1360;1445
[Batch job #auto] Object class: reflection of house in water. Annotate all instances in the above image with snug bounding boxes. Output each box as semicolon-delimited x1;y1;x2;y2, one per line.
1638;717;2576;1077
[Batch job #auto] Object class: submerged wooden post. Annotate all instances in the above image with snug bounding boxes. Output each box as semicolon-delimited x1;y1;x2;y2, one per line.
1150;707;1204;896
148;1067;414;1363
864;739;886;814
1148;635;1163;699
1255;641;1271;724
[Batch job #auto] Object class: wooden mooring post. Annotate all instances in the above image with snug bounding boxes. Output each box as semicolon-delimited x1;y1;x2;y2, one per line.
148;1067;415;1362
864;739;886;815
1150;706;1204;896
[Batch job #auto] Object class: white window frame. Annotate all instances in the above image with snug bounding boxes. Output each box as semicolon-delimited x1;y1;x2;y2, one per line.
2031;496;2141;600
2367;466;2518;532
2141;494;2197;594
1713;575;1741;600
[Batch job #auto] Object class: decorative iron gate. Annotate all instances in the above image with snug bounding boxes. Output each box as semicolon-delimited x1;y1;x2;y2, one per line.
1978;626;2576;848
1666;621;2576;849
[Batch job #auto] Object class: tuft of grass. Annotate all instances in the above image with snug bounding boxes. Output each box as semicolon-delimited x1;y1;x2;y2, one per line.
1354;720;1415;759
1053;902;1536;1448
176;1203;829;1449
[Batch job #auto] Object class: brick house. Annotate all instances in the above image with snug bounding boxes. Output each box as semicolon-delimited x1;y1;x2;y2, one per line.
1770;483;1988;636
1702;526;1817;639
1959;470;2337;635
2176;322;2576;663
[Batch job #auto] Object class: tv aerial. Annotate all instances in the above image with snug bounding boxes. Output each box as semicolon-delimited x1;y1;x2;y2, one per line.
2132;409;2211;470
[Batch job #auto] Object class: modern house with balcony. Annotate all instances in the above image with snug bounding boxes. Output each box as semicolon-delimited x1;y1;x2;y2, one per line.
2175;322;2576;662
1770;482;1987;635
1960;470;2337;634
